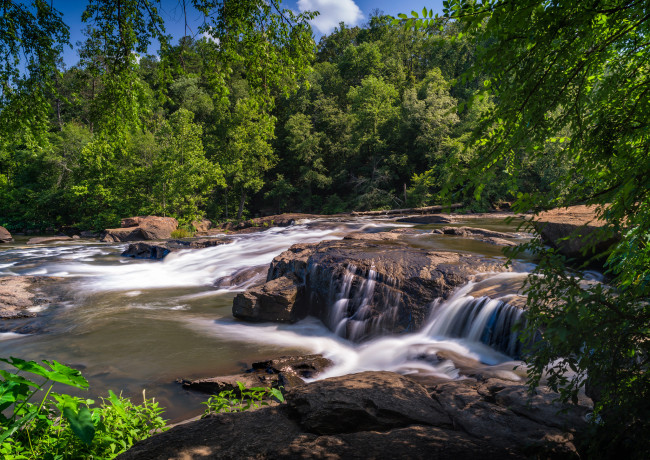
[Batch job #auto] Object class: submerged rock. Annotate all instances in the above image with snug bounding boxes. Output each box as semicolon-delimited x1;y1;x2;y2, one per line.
121;238;232;260
26;236;73;245
397;214;454;224
233;239;508;340
101;216;178;243
214;265;267;290
0;226;12;243
119;371;588;460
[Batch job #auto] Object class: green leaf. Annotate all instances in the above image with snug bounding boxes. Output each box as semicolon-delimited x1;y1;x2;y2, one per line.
411;11;419;18
63;406;96;445
398;13;407;19
422;7;428;18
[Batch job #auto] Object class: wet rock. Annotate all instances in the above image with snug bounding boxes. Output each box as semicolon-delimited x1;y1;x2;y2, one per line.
119;371;586;460
214;265;268;290
235;239;508;337
436;226;523;247
532;205;619;260
0;276;59;319
122;243;171;260
26;236;73;245
0;226;12;243
181;354;333;395
101;216;178;243
397;214;454;224
79;230;99;239
232;275;303;322
121;238;232;260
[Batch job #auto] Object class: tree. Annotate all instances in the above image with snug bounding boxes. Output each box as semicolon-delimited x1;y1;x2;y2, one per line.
400;1;650;456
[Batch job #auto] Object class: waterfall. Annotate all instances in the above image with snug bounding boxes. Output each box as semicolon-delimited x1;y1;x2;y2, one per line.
326;264;402;341
323;267;525;358
424;295;524;358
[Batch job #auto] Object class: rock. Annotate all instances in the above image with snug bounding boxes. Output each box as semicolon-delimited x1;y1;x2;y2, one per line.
214;265;267;289
72;235;80;239
191;218;212;233
343;228;421;241
26;236;73;245
232;275;302;322
532;205;619;260
121;238;232;260
0;276;59;319
397;214;454;224
435;226;523;247
121;243;171;260
287;371;452;434
80;230;99;238
181;354;333;395
234;239;507;338
101;216;178;243
118;371;586;460
0;226;12;243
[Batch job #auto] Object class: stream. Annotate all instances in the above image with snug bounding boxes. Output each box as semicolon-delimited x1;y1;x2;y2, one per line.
0;216;535;422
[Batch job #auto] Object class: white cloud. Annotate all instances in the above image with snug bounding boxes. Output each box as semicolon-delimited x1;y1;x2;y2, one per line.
297;0;364;34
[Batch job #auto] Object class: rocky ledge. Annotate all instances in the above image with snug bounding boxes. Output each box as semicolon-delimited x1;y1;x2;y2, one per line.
101;216;179;243
119;370;589;459
232;236;508;340
122;238;233;260
532;205;619;260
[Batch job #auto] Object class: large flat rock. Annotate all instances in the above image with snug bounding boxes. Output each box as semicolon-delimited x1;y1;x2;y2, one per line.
101;216;178;243
118;371;588;459
532;205;619;260
0;276;59;319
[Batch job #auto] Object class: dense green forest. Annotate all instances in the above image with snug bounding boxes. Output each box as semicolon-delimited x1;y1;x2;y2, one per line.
0;3;567;231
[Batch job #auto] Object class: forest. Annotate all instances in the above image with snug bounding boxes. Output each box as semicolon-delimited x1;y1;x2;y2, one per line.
0;2;566;231
1;0;649;458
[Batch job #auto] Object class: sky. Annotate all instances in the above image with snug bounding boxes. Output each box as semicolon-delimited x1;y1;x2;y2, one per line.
52;0;444;68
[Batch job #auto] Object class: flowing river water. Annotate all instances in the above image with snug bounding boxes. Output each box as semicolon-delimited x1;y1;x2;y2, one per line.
0;217;536;422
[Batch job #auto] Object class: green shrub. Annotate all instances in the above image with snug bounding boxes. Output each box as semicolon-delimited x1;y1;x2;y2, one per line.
0;357;167;459
171;227;194;238
201;382;284;417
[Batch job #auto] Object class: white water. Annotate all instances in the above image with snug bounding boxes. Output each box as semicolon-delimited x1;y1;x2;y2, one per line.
0;220;407;292
191;274;526;382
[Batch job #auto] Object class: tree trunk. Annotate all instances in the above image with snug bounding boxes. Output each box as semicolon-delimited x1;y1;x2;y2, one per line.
237;187;246;220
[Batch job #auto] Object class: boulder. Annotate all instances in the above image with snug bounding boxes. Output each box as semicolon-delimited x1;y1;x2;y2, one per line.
232;275;302;322
80;230;99;239
101;216;178;243
26;236;73;245
532;205;619;260
118;371;587;460
234;239;508;338
0;226;12;243
121;238;232;260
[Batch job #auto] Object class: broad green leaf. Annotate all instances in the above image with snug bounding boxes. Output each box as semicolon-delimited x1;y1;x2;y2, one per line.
63;406;96;445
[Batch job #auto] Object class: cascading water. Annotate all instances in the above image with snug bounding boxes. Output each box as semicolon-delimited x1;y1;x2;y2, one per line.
326;264;402;341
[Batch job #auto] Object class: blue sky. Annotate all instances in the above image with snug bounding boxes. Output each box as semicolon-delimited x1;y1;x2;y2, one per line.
53;0;443;67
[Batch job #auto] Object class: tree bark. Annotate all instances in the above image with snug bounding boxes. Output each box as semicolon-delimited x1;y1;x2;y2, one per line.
237;187;246;220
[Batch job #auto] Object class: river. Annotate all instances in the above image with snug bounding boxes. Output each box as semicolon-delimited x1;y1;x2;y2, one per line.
0;216;534;422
